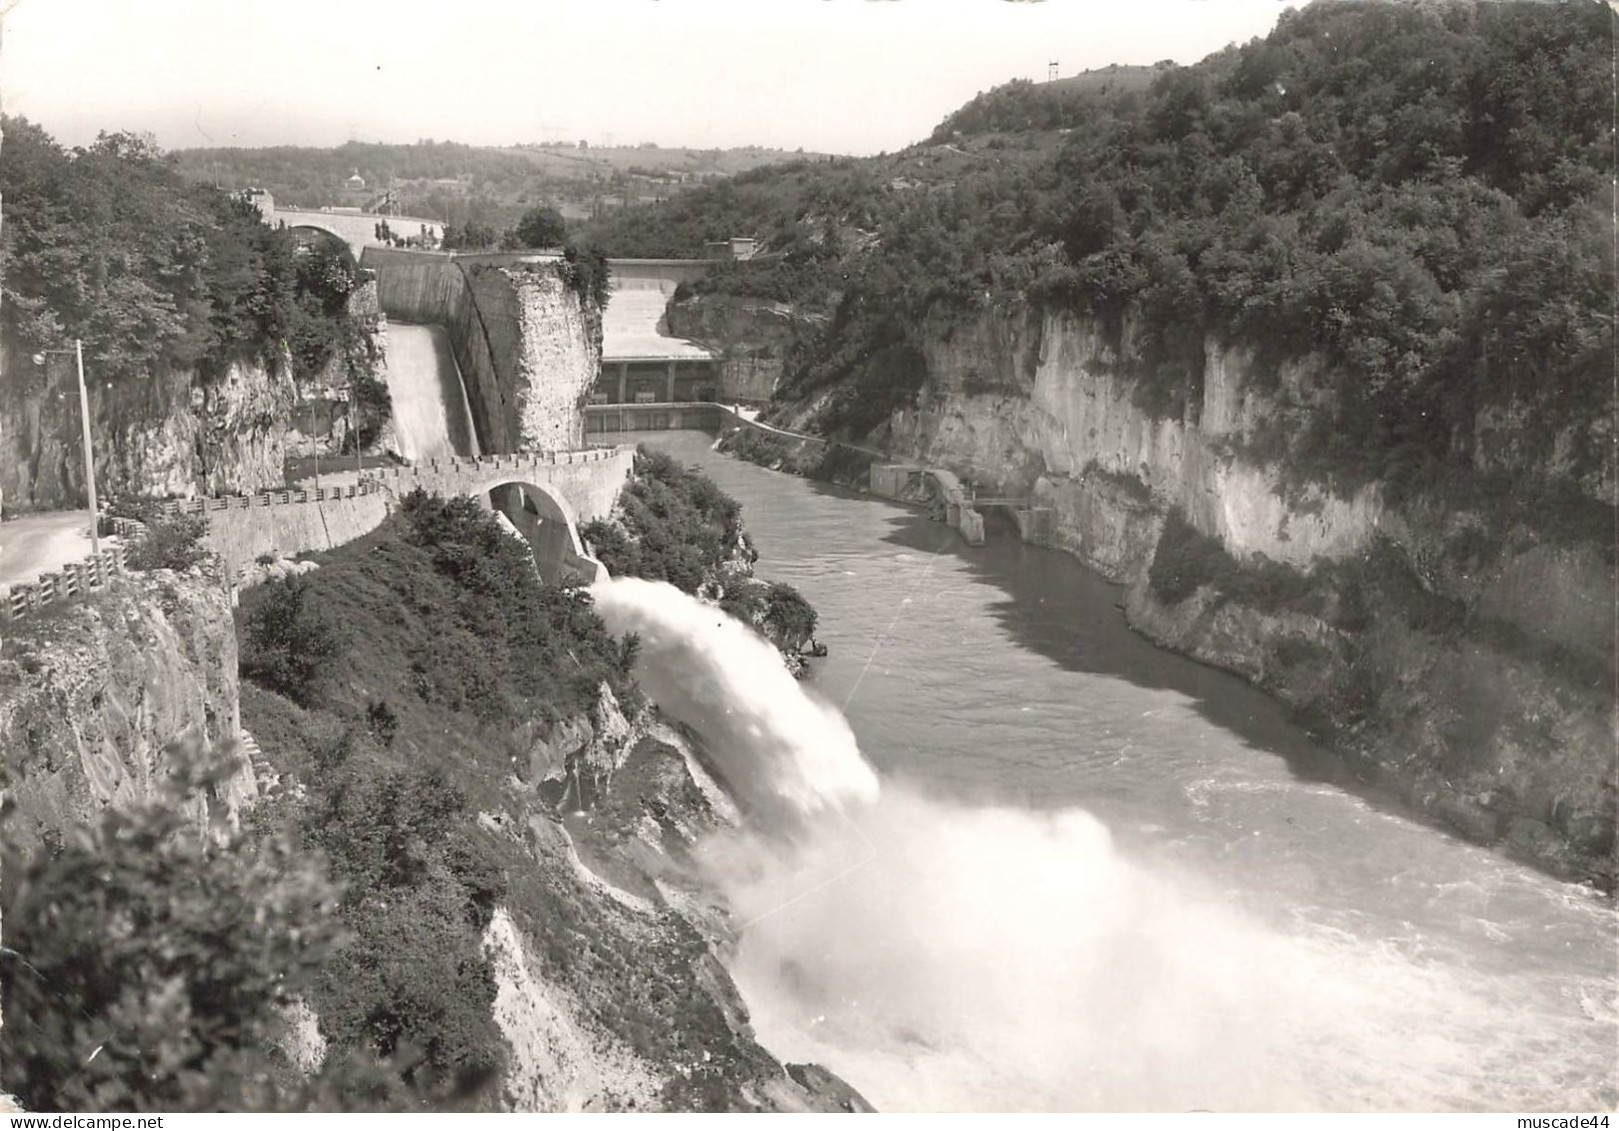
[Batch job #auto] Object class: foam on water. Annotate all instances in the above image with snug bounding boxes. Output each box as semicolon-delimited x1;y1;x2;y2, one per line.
591;577;878;824
591;575;1618;1112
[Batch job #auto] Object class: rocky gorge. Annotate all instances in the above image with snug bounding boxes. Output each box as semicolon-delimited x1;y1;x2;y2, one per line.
702;293;1615;890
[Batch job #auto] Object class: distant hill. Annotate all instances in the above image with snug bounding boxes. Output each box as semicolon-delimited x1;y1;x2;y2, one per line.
930;62;1174;140
172;140;836;233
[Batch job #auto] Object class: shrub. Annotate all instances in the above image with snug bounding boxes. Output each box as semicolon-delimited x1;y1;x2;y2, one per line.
240;576;347;706
366;698;399;747
1147;509;1228;605
305;763;506;1096
0;737;351;1111
762;582;817;649
124;513;210;572
588;448;745;594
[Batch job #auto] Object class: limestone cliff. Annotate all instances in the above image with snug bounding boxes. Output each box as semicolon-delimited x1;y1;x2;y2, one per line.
665;295;822;404
0;565;257;844
0;354;295;512
1;279;383;512
466;264;599;452
772;303;1616;888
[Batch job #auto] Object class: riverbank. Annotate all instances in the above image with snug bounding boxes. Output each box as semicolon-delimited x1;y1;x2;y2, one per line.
711;421;1616;895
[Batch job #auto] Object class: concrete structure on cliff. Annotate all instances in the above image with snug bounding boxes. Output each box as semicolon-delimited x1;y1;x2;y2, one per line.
156;448;631;588
596;259;720;405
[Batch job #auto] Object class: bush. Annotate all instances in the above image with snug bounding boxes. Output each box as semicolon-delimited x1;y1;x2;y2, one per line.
762;582;817;649
1147;509;1228;605
515;205;567;249
240;576;347;706
555;241;612;310
585;448;745;594
0;737;352;1111
124;512;210;572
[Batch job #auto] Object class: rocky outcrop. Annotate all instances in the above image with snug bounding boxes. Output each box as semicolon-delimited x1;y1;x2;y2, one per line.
0;354;296;512
0;564;257;844
466;264;599;452
1;279;384;512
665;295;823;404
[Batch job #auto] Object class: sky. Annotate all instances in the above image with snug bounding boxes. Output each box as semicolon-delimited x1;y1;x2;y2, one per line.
1;0;1294;156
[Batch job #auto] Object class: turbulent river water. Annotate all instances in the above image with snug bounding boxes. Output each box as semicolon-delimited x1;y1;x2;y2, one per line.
608;430;1617;1113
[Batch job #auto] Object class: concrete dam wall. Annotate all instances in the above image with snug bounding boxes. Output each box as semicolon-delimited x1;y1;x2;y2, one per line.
360;247;599;455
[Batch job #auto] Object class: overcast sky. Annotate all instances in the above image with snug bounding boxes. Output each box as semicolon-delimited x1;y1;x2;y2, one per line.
2;0;1292;155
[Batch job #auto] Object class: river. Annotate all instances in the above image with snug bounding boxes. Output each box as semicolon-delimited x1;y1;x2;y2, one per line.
612;430;1616;1113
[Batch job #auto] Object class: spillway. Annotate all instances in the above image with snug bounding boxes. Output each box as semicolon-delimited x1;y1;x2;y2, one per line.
380;321;481;460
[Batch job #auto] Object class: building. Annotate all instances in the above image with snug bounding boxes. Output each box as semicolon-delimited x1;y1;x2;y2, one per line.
345;169;367;191
703;237;758;261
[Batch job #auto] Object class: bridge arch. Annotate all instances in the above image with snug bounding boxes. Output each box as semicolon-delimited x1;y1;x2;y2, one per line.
477;476;603;585
282;220;345;241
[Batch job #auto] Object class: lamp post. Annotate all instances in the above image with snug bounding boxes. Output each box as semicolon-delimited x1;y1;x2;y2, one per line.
32;339;99;559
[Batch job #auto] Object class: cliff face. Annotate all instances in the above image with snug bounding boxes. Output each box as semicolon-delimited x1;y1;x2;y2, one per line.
0;566;257;844
665;295;822;404
791;302;1615;887
0;354;295;512
470;265;599;453
1;279;384;512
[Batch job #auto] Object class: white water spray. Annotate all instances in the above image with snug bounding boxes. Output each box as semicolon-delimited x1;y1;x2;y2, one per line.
591;576;1615;1112
591;577;878;824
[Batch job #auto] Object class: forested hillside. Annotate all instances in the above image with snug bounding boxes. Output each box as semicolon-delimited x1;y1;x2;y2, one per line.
1;119;363;390
172;140;830;233
589;0;1612;504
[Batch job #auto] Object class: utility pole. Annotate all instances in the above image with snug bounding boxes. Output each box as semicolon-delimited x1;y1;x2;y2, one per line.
75;340;99;559
32;340;101;557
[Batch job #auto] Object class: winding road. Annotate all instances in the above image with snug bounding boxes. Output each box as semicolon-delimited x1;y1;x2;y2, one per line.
0;510;102;588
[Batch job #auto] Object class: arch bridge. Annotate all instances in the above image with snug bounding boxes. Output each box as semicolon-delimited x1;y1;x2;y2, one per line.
171;448;633;587
360;449;630;582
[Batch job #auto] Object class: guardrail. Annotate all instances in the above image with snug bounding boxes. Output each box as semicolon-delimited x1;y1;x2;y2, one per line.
1;516;147;624
152;481;387;518
2;448;629;624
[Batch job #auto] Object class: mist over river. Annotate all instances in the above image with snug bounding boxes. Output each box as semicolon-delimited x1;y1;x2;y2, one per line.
609;431;1617;1112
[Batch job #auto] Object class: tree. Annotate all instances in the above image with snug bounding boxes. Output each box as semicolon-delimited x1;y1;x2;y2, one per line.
0;738;350;1111
514;205;567;249
240;576;347;706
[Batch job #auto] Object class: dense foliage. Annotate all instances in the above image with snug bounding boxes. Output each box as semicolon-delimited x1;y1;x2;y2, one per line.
0;738;407;1111
123;512;211;573
514;204;569;248
0;119;369;389
227;497;646;1106
582;448;745;593
241;576;349;706
588;1;1613;499
582;447;820;658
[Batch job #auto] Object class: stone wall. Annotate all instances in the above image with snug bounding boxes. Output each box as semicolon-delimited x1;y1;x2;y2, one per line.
200;489;392;583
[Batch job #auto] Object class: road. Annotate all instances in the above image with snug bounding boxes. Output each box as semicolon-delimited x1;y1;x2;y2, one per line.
0;510;102;588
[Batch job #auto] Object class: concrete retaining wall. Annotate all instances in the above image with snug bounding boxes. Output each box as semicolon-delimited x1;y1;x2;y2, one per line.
203;491;391;581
